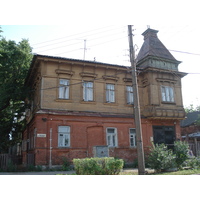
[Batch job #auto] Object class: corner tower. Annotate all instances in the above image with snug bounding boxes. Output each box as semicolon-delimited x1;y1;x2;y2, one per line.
137;28;181;71
136;28;187;146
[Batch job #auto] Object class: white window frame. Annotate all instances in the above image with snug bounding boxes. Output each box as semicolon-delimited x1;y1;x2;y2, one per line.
129;128;136;147
58;126;70;147
106;128;118;147
106;84;115;103
59;79;70;99
161;86;174;102
126;86;134;104
83;81;94;101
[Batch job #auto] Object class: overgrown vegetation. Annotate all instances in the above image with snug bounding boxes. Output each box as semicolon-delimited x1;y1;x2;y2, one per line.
147;141;200;174
73;157;124;175
0;26;33;153
148;143;176;172
174;141;189;169
61;157;72;171
148;141;190;172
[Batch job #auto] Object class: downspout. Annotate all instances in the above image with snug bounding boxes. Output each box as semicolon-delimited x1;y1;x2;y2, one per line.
40;77;44;109
49;128;52;169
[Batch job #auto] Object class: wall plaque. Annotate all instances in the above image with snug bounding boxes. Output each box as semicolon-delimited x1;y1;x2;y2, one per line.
37;134;46;138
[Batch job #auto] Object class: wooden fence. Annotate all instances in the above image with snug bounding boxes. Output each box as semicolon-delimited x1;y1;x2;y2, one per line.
27;154;35;166
189;141;200;157
0;154;22;170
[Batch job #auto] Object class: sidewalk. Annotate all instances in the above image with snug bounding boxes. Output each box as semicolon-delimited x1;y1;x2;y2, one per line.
0;170;76;175
0;168;153;175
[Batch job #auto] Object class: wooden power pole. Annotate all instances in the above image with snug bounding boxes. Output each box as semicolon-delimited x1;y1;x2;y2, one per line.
128;25;145;175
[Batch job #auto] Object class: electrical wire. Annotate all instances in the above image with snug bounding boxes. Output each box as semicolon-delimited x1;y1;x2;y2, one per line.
33;26;126;49
39;69;130;91
35;29;127;54
32;25;117;46
54;35;128;56
169;49;200;56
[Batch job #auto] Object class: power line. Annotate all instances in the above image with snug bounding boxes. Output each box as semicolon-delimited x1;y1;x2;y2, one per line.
34;28;126;53
169;49;200;56
32;25;115;46
54;35;128;56
33;26;125;48
39;69;129;91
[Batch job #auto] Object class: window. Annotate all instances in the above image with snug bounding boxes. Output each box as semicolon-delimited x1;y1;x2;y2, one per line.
126;86;134;104
161;86;174;102
83;81;94;101
106;128;117;147
106;84;115;103
130;128;136;147
58;126;70;147
59;79;69;99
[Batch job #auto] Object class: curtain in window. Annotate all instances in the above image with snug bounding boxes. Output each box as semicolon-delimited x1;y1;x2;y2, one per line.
59;79;69;99
126;86;134;104
83;82;93;101
106;84;115;103
161;86;174;102
107;128;117;147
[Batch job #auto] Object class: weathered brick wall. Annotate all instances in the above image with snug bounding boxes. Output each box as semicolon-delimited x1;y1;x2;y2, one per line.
23;113;181;166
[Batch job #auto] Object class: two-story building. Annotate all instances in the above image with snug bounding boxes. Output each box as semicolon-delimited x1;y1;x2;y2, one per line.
22;28;187;167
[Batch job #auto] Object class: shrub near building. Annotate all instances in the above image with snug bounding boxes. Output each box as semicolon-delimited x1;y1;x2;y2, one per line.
73;157;124;175
148;141;190;172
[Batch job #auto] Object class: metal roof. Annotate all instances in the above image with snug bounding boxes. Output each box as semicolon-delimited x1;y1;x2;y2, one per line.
33;53;130;68
180;111;200;127
182;132;200;138
137;28;180;64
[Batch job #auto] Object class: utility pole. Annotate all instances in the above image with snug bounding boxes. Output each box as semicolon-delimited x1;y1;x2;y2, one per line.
128;25;145;175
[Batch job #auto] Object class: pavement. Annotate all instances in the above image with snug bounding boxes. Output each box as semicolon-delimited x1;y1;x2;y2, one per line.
0;168;154;175
0;170;76;175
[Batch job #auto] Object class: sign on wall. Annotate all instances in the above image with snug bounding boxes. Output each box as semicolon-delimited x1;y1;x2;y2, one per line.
37;134;46;138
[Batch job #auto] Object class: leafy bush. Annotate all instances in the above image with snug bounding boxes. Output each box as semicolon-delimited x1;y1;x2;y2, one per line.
61;157;71;171
73;157;124;175
148;143;176;172
174;141;189;169
185;157;200;169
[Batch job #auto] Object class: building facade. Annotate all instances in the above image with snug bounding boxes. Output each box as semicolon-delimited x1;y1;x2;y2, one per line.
22;28;187;167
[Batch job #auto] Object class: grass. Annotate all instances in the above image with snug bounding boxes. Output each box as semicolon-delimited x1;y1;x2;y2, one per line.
153;168;200;175
119;168;200;175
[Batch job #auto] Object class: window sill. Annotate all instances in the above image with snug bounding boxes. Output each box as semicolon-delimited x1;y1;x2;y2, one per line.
161;101;176;105
56;99;73;103
80;101;96;104
130;146;137;149
103;102;118;106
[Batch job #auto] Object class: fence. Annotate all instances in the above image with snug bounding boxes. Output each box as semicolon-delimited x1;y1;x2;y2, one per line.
27;154;35;166
188;141;200;157
0;154;22;170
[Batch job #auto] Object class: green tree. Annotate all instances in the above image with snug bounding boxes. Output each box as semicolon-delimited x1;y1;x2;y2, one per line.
0;27;33;152
185;104;200;113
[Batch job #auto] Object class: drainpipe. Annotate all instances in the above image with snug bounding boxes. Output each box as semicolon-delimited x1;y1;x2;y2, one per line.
49;128;52;168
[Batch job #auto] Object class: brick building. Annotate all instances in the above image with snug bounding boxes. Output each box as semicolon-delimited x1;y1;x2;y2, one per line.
22;28;187;167
181;111;200;156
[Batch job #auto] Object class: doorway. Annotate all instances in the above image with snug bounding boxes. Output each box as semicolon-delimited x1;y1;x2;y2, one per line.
153;126;175;149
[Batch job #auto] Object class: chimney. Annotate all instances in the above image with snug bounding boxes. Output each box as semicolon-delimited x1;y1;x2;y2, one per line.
142;28;159;40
